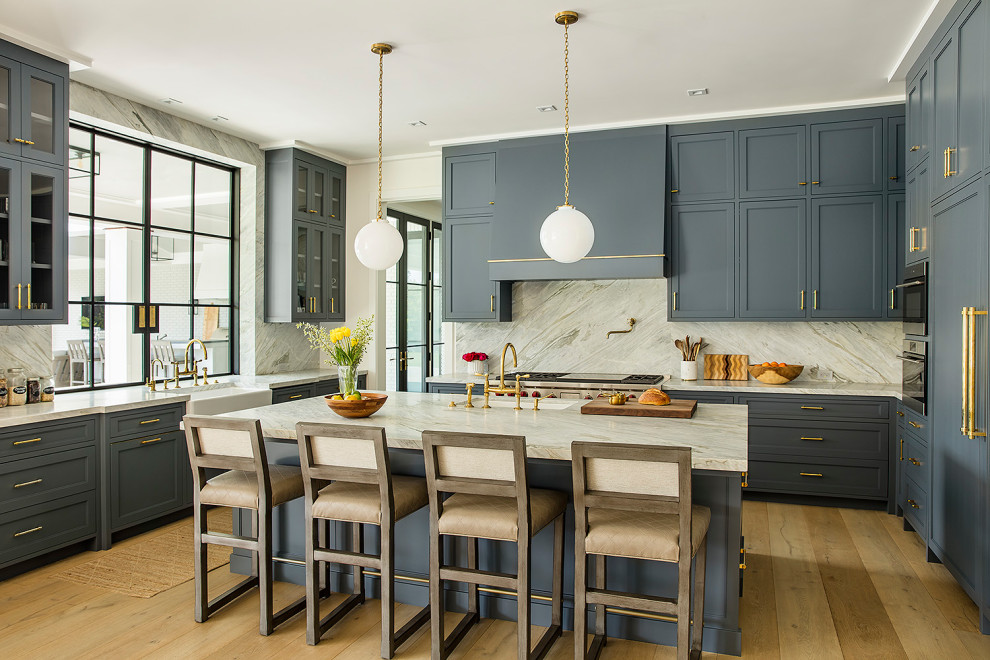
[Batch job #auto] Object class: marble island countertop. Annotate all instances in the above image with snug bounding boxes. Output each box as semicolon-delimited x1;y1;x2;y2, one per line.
426;374;902;399
0;369;364;429
219;390;748;472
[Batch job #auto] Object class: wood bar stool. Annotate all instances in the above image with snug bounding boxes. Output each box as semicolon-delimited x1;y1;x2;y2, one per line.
422;431;566;660
296;422;431;657
571;442;710;660
183;415;307;635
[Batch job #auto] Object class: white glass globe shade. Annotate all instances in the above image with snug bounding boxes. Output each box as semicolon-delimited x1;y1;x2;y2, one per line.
354;221;404;270
540;204;594;263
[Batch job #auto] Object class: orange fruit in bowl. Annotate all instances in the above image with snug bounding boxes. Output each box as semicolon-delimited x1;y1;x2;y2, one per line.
762;361;770;367
770;362;779;367
779;362;787;367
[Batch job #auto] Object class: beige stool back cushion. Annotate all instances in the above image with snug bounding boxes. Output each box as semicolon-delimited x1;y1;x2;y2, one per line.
310;434;378;470
436;445;515;482
197;426;255;459
585;457;679;497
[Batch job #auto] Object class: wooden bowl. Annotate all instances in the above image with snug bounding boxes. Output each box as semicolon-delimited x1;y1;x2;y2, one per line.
747;364;804;384
323;393;388;418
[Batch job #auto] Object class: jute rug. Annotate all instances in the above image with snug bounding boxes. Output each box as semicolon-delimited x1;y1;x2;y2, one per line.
54;508;233;598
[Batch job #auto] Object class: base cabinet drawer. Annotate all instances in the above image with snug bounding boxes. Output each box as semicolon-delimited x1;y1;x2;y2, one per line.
0;418;97;459
748;457;887;498
0;447;96;514
750;420;888;461
901;475;928;539
742;397;889;420
109;431;189;531
272;384;316;404
0;493;96;567
664;390;736;405
900;434;929;492
107;405;184;440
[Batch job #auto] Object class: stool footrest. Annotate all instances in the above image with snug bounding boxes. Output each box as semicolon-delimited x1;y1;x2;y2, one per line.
207;576;258;615
440;565;517;590
318;593;365;636
273;594;307;628
202;531;257;551
586;588;677;616
443;610;480;655
393;604;431;648
531;623;562;660
587;633;607;660
314;547;382;570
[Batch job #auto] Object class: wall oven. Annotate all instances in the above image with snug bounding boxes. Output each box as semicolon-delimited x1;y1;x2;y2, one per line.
899;339;927;414
898;262;928;336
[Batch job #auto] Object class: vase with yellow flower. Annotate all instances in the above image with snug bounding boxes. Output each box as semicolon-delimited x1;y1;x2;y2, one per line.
297;316;374;397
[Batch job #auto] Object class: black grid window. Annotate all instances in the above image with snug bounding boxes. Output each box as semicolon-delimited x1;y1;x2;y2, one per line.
56;123;238;391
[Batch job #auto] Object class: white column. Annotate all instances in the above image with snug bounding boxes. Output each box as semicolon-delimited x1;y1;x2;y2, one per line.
104;226;144;383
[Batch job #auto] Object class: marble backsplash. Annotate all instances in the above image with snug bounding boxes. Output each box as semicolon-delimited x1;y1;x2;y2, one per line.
454;279;902;383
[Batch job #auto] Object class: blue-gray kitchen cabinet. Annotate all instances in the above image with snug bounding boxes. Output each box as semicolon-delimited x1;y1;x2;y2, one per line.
886;194;906;319
669;132;734;202
906;64;931;172
0;43;67;167
737;199;807;318
443;216;511;322
444;153;495;217
810;119;884;195
809;195;884;319
888;117;906;191
738;126;807;198
107;430;188;533
668;203;735;319
905;158;931;265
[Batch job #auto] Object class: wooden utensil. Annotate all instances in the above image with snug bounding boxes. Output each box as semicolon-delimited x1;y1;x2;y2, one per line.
581;398;698;418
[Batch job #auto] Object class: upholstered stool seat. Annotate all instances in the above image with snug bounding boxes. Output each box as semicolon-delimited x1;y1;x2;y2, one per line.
200;465;304;509
438;489;567;541
585;505;711;562
312;475;428;524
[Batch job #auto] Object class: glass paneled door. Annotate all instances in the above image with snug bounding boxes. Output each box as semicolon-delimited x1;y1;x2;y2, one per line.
385;210;443;392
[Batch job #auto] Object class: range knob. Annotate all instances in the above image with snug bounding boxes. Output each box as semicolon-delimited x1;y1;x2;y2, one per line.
627;393;637;399
531;391;541;398
520;391;529;397
584;395;593;400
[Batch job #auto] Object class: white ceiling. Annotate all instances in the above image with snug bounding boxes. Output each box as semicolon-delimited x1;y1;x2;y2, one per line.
1;0;942;162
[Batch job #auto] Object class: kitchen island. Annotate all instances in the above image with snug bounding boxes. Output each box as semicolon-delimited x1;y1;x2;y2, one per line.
220;391;747;655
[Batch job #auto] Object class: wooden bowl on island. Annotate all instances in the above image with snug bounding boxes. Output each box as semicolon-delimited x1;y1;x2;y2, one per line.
748;364;804;384
324;393;388;418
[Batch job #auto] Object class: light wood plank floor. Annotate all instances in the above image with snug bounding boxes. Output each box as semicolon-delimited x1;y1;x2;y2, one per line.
1;500;987;659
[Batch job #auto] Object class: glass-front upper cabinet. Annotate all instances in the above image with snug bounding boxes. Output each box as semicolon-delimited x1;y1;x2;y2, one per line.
294;160;330;223
294;221;328;320
23;163;64;320
328;227;344;321
0;57;65;165
0;55;20;159
329;170;343;225
0;157;19;320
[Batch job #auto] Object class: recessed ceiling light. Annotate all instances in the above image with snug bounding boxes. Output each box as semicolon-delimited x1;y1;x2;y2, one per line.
159;97;183;105
537;104;557;113
407;120;427;127
687;88;709;97
210;115;229;122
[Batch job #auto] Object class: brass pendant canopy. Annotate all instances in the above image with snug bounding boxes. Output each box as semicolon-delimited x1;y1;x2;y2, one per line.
370;42;393;56
554;10;578;25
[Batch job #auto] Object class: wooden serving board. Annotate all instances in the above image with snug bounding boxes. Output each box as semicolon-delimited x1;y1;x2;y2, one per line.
703;354;749;380
580;399;698;419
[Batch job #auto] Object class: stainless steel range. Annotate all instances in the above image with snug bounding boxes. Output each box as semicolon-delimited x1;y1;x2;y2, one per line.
496;372;670;401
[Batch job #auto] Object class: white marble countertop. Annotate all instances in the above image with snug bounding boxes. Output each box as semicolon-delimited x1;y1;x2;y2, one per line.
0;369;366;429
425;374;902;399
219;391;748;472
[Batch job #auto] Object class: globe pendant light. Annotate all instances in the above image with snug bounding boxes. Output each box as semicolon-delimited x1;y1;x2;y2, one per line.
354;43;404;271
540;10;594;264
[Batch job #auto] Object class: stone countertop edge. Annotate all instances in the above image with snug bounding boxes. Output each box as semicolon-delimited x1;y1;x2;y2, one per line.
219;391;749;473
425;374;903;400
0;369;367;430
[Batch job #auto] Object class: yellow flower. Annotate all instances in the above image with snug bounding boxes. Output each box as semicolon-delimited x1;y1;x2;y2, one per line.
342;327;351;338
351;338;358;347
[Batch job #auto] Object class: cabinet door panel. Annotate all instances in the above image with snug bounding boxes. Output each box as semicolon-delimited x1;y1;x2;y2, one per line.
810;196;883;318
20;162;64;321
905;160;931;265
670;132;734;202
953;0;985;187
309;224;326;318
444;154;495;217
293;161;312;222
328;169;344;225
443;217;497;320
109;431;187;531
810;119;883;194
906;66;930;171
887;117;905;191
327;227;344;321
886;194;906;319
931;31;958;199
0;55;20;158
0;156;20;320
738;199;807;318
19;65;64;166
669;203;735;318
738;126;807;198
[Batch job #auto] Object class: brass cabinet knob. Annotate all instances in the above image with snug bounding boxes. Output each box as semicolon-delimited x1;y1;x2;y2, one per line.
909;145;920;151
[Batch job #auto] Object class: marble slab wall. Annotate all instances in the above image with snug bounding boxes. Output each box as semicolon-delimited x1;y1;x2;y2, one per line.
454;279;902;383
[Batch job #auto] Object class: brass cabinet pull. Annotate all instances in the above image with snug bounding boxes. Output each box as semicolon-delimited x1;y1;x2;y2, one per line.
800;436;824;441
889;176;899;181
670;189;679;193
811;181;820;185
13;526;42;537
798;182;808;185
960;307;987;438
907;499;920;509
739;547;747;570
13;438;41;445
799;472;823;477
13;478;42;488
289;394;304;399
908;421;922;429
890;288;895;310
490;295;495;313
330;297;335;314
909;227;920;252
944;147;951;177
741;471;748;488
896;411;904;417
801;290;805;310
141;437;162;445
13;138;35;145
899;437;904;461
946;147;957;176
27;283;30;309
813;289;818;310
962;307;969;433
908;458;921;466
489;201;495;205
139;419;160;425
308;209;317;214
909;145;920;152
16;283;21;310
673;291;678;311
801;406;824;410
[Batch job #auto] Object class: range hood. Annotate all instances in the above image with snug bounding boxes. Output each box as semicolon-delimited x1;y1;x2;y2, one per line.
487;126;666;282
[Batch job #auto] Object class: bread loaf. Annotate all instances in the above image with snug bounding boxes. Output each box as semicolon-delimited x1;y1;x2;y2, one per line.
638;388;671;406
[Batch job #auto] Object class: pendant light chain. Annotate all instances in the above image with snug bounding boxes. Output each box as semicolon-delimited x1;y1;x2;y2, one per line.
563;20;570;206
376;49;384;222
